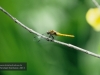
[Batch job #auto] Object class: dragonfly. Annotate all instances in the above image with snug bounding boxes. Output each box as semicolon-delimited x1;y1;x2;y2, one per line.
34;30;74;42
47;30;74;40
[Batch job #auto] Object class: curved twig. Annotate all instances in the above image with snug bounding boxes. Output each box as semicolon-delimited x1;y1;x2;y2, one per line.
0;6;100;58
92;0;100;9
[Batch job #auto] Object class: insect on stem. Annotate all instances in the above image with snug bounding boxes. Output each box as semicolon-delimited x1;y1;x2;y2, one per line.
47;30;74;40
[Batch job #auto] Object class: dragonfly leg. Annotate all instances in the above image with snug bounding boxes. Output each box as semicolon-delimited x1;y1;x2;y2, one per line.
51;35;54;40
47;34;54;41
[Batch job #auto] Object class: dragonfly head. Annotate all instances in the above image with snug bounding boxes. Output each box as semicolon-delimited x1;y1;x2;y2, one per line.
47;31;49;34
47;30;56;35
47;30;53;34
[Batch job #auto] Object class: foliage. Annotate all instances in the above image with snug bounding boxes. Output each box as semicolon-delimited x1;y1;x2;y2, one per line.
0;0;100;75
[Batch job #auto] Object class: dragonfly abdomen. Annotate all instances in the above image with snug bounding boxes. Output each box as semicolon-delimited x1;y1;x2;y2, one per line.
56;33;74;37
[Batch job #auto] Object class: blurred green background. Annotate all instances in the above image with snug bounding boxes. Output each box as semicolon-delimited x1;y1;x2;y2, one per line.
0;0;100;75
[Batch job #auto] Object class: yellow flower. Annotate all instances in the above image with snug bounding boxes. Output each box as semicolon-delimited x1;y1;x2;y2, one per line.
86;8;100;31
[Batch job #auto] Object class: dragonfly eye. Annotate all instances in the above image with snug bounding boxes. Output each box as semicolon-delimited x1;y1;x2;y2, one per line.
47;32;50;34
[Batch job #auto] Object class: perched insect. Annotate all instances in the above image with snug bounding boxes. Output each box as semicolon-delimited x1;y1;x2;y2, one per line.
47;30;74;40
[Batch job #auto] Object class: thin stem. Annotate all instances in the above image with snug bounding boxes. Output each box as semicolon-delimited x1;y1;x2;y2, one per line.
0;6;100;58
92;0;100;9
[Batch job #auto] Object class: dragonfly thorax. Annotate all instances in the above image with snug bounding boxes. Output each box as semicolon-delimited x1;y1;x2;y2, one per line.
47;30;57;35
